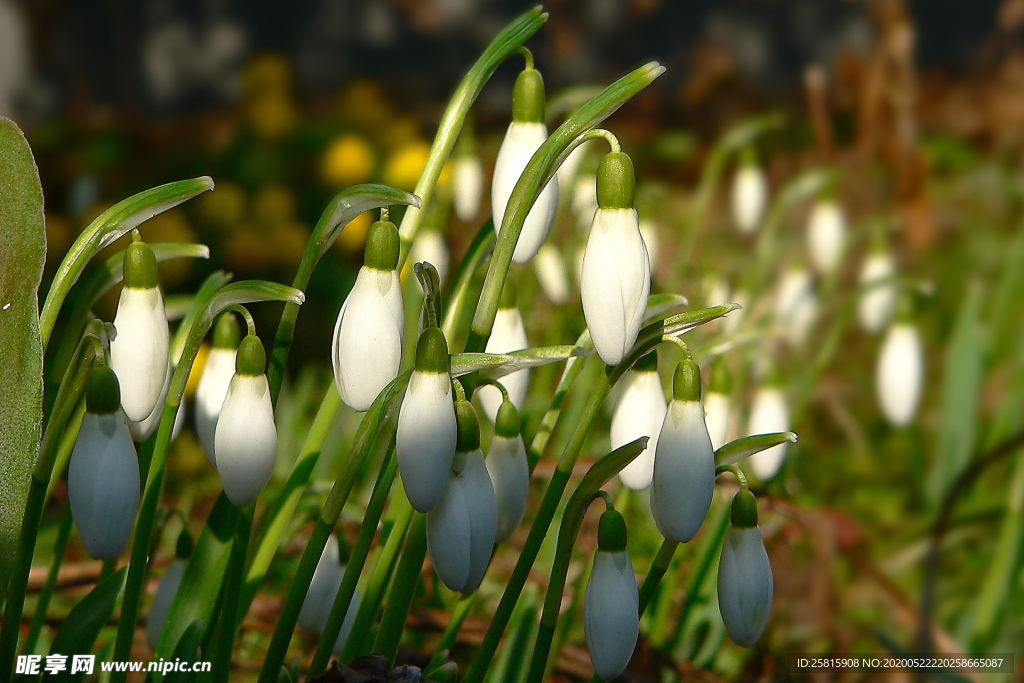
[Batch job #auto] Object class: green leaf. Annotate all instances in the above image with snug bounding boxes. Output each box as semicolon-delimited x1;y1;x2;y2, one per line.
162;619;203;683
49;568;128;682
715;432;798;467
450;346;585;378
0;117;45;595
928;283;985;503
309;184;421;265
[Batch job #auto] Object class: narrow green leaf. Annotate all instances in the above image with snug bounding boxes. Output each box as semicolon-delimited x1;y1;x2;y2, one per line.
162;619;203;683
310;184;421;264
49;568;128;682
450;346;585;378
715;432;798;467
0;117;45;595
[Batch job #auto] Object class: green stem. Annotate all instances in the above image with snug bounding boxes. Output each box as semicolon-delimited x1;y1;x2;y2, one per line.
373;514;428;666
668;501;729;648
22;506;75;655
638;539;679;615
211;504;253;682
424;595;475;673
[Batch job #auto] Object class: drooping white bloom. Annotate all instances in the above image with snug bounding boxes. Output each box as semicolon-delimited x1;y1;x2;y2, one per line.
478;307;529;422
747;387;790;480
69;411;141;561
774;267;816;346
806;199;846;275
110;286;170;421
410;229;450;286
426;450;497;593
195;347;236;464
731;164;767;235
147;558;186;650
297;536;360;652
581;207;650;366
533;243;571;305
858;250;898;333
704;276;731;308
876;323;923;426
638;219;660;270
555;140;588;195
651;394;716;542
452;154;484;222
584;510;639;681
486;433;530;544
572;173;598;229
332;266;404;412
704;391;731;451
718;496;773;647
491;121;559;263
129;360;184;443
610;367;667;490
215;356;277;507
723;289;748;334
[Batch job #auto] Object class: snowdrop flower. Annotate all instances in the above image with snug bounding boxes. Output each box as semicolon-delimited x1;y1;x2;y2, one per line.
194;313;239;463
410;229;450;286
332;216;404;412
491;61;558;264
68;367;140;561
396;327;457;512
747;383;790;480
806;198;846;275
774;266;816;346
731;151;767;235
610;351;666;490
638;219;660;271
580;151;650;366
555;139;588;195
704;358;732;451
110;234;170;422
298;535;361;653
215;333;278;507
146;529;192;650
723;289;748;334
572;172;598;229
426;400;497;593
486;399;530;543
876;319;923;426
129;359;184;443
583;508;639;680
533;243;571;305
858;248;898;333
650;358;716;542
718;490;773;647
452;153;484;223
478;288;528;422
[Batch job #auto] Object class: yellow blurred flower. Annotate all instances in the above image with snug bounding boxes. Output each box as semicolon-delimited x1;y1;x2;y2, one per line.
273;220;310;269
197;182;247;232
335;210;373;255
243;55;291;100
186;343;210;398
247;94;298;142
252;184;296;228
322;135;376;187
384;141;431;190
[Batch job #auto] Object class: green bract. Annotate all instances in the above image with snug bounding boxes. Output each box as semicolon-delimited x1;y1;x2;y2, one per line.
85;367;121;415
596;152;635;209
495;400;521;439
236;335;267;377
455;399;481;452
730;489;758;529
415;327;450;374
672;359;701;402
597;508;627;552
364;219;401;271
512;68;545;123
212;313;241;350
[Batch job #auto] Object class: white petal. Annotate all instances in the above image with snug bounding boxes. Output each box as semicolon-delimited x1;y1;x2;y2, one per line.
717;526;773;646
703;391;731;451
453;154;484;222
68;412;140;561
610;370;667;490
731;166;767;235
533;243;571;305
858;252;897;333
215;374;278;506
651;400;716;542
723;289;749;334
584;550;639;680
129;360;178;442
638;219;660;271
332;581;360;654
581;208;651;366
410;230;450;286
806;200;846;275
298;536;343;634
194;348;237;464
332;267;405;412
555;140;588;193
426;467;471;591
478;308;529;422
459;450;497;592
110;287;170;421
876;324;923;426
396;371;457;512
572;173;598;229
747;388;790;479
491;121;559;264
146;558;187;650
486;434;529;543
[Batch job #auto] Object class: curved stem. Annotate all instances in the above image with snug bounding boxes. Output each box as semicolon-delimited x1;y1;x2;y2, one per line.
714;464;749;492
223;305;256;336
580;128;620;154
517;46;534;70
476;377;511;403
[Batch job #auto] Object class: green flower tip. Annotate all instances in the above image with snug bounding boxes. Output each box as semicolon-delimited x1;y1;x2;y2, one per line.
86;366;121;415
175;528;194;560
709;357;731;394
597;508;627;552
123;239;158;289
633;349;658;373
415;326;450;373
455;399;481;452
597;152;635;210
495;400;521;439
730;489;758;528
512;68;545;123
236;334;267;376
212;313;241;350
672;359;701;402
364;219;400;271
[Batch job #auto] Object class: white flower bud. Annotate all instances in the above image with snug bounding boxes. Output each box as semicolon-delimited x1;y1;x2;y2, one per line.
572;173;598;229
297;536;360;654
426;450;497;593
110;287;170;421
723;289;748;334
876;323;923;426
704;391;731;451
581;208;650;366
651;400;716;542
491;121;559;264
332;266;404;412
638;219;660;270
858;251;897;333
533;243;571;305
129;360;183;443
718;526;773;647
806;200;846;275
583;549;639;680
731;165;767;235
452;154;484;222
410;230;450;286
478;308;529;422
147;558;186;650
396;370;457;513
215;373;277;507
486;433;530;544
774;267;816;346
195;347;237;464
555;140;588;195
747;387;790;480
610;369;667;490
69;411;141;561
